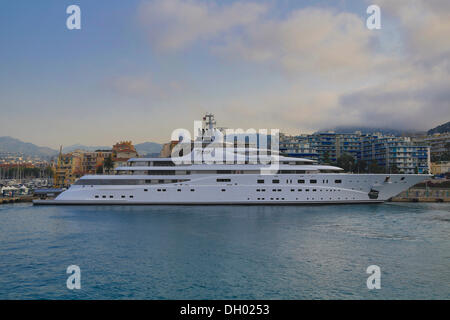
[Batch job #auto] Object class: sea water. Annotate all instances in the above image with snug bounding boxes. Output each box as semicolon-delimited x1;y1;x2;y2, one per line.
0;203;449;299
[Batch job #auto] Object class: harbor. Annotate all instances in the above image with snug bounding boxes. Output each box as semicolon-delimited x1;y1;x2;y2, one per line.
1;0;450;302
1;202;449;299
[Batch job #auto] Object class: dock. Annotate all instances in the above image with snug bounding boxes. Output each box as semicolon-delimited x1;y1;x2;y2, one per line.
0;195;35;204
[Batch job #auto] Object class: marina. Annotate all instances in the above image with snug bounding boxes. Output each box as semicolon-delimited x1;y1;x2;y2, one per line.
32;114;431;206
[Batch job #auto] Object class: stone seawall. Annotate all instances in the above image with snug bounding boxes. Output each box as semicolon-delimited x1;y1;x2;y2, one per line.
391;188;450;202
0;196;34;204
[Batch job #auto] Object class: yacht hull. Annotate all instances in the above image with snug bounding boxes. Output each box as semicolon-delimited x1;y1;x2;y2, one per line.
33;173;429;206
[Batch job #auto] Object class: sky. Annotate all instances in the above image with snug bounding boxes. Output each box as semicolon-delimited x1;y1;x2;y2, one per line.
0;0;449;148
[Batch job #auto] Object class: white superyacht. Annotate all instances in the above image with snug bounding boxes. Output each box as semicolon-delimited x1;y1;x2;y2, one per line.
34;114;429;205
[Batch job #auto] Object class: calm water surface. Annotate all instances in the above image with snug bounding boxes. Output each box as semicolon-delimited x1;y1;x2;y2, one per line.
0;203;449;299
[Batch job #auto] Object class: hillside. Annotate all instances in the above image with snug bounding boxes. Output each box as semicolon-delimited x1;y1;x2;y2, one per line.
62;144;111;153
318;126;418;136
62;142;163;156
428;121;450;135
135;142;163;156
0;136;58;158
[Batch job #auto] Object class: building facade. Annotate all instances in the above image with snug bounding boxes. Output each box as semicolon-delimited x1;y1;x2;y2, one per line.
360;136;430;174
279;134;319;161
413;133;450;161
430;162;450;175
112;141;139;168
54;142;137;187
280;132;430;174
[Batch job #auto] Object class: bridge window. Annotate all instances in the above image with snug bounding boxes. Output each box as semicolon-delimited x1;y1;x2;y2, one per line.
272;179;280;184
217;178;231;182
310;179;317;184
298;179;305;184
257;179;264;184
335;179;342;184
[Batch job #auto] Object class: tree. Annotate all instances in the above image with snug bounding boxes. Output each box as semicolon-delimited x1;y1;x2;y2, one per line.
390;164;400;174
103;155;114;174
96;165;104;174
356;160;368;173
322;151;331;164
336;153;356;172
368;162;384;173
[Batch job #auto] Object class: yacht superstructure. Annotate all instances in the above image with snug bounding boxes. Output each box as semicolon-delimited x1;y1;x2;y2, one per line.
34;114;430;205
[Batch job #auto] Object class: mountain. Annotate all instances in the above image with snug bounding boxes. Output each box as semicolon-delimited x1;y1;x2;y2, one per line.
428;121;450;135
317;126;423;136
135;142;163;156
0;136;58;158
62;144;111;153
63;142;163;156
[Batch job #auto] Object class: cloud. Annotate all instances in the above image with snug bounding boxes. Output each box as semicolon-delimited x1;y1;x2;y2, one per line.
134;0;449;133
138;0;267;51
140;1;385;76
375;0;450;60
213;8;384;76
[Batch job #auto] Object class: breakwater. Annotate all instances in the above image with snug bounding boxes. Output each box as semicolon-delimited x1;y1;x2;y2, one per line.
391;188;450;202
0;196;34;204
